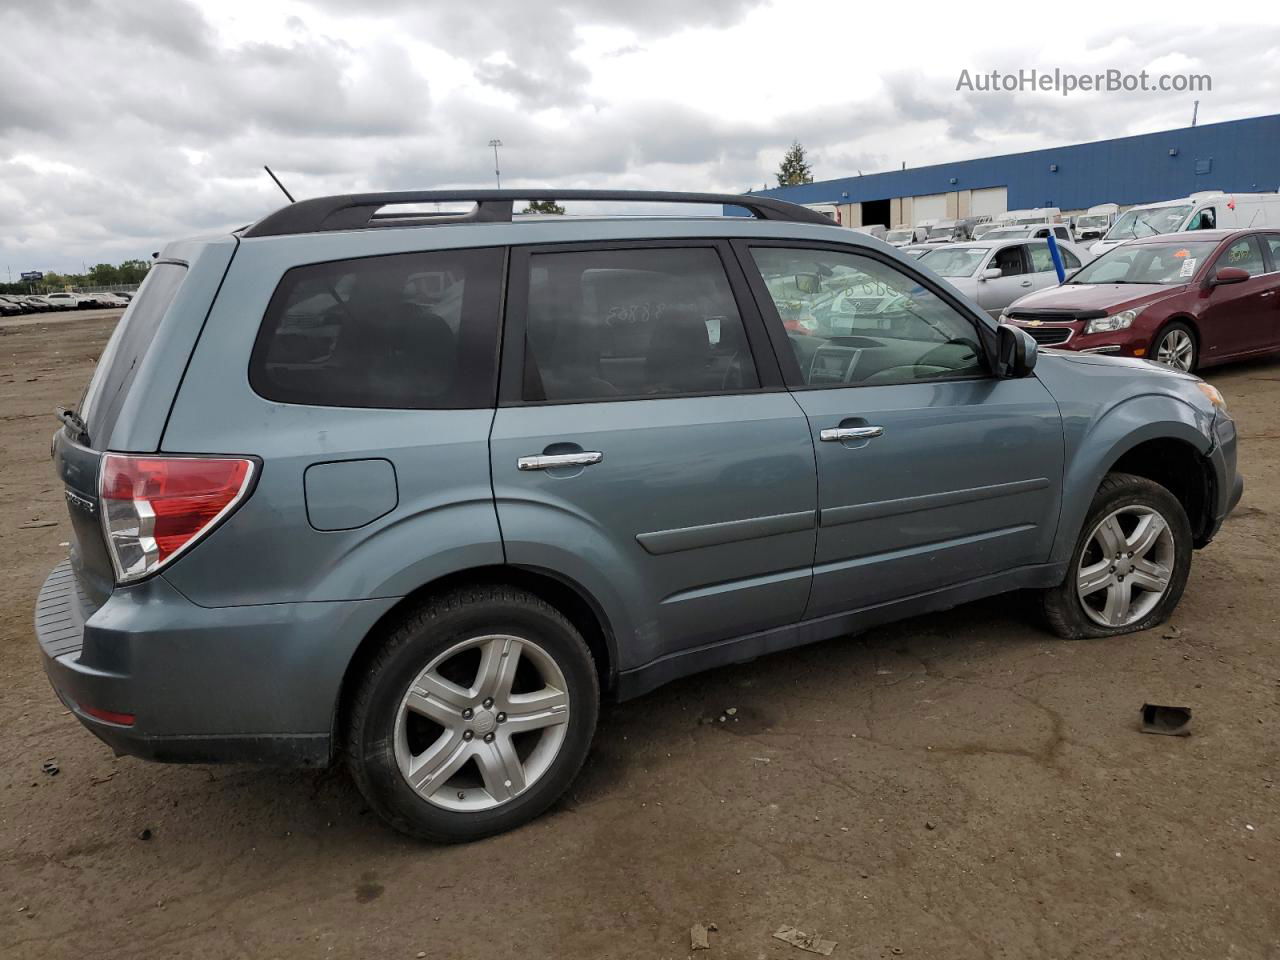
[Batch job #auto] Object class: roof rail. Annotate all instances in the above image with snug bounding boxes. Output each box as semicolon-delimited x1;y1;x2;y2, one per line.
241;189;833;238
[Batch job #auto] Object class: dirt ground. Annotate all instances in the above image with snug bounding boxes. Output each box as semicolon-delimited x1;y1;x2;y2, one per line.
2;313;1277;960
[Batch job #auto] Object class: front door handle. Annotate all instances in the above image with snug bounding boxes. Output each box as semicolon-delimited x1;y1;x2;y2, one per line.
517;451;603;471
1019;279;1033;287
819;426;884;442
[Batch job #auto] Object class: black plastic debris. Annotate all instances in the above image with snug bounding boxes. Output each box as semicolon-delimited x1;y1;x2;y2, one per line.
1140;703;1192;736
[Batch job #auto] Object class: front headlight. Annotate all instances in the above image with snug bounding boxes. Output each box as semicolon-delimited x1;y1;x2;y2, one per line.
1084;309;1138;335
1196;382;1227;410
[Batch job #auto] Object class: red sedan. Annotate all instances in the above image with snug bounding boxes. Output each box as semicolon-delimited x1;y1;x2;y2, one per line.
1001;228;1280;371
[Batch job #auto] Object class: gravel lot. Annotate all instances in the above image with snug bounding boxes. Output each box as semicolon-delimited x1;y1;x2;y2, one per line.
2;313;1277;959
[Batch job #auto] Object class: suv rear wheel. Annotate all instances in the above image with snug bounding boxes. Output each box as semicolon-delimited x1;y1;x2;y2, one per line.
1042;473;1192;639
346;586;599;842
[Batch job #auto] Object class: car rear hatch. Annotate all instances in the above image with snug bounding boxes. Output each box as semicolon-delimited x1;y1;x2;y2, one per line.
51;238;239;611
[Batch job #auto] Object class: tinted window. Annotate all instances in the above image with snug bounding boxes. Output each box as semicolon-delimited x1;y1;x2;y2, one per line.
80;262;187;442
1026;243;1081;273
750;247;986;387
1265;235;1280;266
250;247;503;409
992;245;1026;276
1213;235;1265;276
522;247;759;402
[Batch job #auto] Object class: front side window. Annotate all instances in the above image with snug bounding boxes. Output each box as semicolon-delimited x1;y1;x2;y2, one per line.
1026;243;1081;273
750;246;986;387
1213;235;1265;276
250;247;503;409
522;247;759;403
992;245;1027;276
1187;207;1216;230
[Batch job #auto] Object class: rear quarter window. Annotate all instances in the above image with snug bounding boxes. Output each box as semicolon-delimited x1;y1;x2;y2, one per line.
249;247;504;409
80;262;187;442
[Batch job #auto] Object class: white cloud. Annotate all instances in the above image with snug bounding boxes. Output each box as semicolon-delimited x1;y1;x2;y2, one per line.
1;0;1277;271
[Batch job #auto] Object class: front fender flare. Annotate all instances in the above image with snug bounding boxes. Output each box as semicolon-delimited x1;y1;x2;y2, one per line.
1051;393;1211;565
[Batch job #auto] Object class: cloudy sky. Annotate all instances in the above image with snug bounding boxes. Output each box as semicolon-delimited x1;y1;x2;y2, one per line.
2;0;1278;273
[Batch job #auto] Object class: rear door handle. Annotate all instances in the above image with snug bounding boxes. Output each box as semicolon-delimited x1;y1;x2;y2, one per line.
1019;280;1033;287
819;426;884;442
517;451;603;471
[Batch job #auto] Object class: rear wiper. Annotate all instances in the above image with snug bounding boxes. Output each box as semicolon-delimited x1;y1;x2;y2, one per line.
55;406;90;445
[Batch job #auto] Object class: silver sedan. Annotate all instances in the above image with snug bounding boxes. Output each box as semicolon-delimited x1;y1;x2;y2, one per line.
918;239;1093;319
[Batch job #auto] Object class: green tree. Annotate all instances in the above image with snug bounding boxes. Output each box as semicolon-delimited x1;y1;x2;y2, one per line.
117;260;151;284
775;141;814;187
521;199;566;215
89;263;121;286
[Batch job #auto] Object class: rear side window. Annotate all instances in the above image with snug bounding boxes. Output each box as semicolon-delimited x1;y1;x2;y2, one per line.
250;247;504;409
521;247;760;402
81;262;187;442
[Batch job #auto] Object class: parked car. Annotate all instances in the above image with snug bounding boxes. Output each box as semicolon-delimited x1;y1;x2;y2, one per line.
93;292;131;308
1002;228;1280;371
21;295;57;312
36;189;1241;842
923;218;974;244
919;238;1090;318
982;223;1075;244
43;292;91;311
885;225;927;246
1090;192;1280;258
0;296;23;316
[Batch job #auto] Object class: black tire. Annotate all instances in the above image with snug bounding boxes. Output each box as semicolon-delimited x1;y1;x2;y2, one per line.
1151;320;1198;372
345;585;599;842
1042;473;1193;640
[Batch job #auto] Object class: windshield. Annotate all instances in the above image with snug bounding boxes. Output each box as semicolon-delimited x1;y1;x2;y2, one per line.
920;246;988;277
970;223;996;239
1068;240;1219;285
1077;215;1109;229
1103;204;1193;242
927;225;954;239
1013;217;1048;225
984;227;1031;239
886;230;913;243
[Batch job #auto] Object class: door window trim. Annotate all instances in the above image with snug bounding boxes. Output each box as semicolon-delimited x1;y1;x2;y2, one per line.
497;238;786;407
729;237;998;391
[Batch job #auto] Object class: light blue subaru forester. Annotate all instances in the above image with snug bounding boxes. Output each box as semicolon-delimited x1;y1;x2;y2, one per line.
36;190;1242;840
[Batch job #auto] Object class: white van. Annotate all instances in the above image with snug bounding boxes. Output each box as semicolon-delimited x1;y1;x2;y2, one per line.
1090;192;1280;257
1074;203;1120;242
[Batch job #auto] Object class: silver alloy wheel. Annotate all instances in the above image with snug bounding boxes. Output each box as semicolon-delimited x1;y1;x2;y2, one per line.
1155;329;1194;370
393;634;570;812
1076;506;1176;627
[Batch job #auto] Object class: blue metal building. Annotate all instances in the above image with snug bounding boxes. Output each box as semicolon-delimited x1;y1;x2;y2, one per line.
750;113;1279;227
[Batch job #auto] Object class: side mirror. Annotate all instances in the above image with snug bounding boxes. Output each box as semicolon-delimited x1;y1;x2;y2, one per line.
981;267;1002;281
1209;266;1249;286
996;324;1038;378
795;273;821;294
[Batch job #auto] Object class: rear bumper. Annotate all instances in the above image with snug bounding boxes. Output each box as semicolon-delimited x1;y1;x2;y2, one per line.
34;560;398;766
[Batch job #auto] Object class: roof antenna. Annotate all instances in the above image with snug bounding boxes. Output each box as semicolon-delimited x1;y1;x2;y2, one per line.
264;165;296;203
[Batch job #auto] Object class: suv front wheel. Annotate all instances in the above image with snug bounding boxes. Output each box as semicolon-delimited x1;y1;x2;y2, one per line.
1042;473;1192;639
346;586;599;842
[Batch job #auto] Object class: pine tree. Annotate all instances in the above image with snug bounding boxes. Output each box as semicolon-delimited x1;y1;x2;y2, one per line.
776;141;814;187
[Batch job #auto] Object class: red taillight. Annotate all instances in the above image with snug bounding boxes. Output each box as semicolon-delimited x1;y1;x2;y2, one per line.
100;454;256;583
82;705;136;727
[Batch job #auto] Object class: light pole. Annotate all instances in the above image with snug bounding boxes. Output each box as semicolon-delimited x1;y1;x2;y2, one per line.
488;139;503;188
